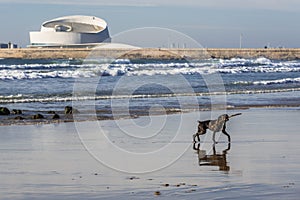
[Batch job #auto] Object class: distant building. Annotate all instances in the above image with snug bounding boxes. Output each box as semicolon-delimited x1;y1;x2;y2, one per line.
29;15;111;47
0;42;18;49
0;43;8;48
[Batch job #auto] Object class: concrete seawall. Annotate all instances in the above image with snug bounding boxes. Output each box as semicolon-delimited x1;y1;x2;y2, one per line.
0;48;299;60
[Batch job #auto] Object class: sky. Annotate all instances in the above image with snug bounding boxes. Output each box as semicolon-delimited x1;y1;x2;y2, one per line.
0;0;299;48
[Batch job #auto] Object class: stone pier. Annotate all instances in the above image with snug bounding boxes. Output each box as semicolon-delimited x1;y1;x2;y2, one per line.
0;48;299;60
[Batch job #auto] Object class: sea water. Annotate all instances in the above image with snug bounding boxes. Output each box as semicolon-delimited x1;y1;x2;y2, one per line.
0;57;300;124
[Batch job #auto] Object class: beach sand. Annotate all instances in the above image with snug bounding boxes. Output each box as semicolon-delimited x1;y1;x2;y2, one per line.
0;107;299;199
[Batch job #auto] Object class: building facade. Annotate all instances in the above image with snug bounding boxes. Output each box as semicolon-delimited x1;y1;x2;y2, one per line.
0;42;18;49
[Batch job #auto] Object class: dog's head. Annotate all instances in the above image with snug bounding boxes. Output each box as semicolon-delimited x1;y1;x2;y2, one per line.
218;114;229;122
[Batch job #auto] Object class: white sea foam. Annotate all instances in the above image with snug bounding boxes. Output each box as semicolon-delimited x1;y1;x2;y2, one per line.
234;77;300;85
0;94;23;99
1;88;300;104
253;77;300;85
0;58;300;80
254;57;272;65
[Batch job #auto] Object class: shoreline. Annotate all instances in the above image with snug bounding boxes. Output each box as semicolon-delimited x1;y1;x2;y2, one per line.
1;104;299;127
0;48;299;60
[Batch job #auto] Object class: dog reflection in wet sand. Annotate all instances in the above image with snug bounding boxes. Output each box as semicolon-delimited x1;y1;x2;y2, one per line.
193;143;231;171
193;113;242;143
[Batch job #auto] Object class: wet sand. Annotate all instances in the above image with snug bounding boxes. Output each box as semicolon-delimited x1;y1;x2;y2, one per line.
0;107;299;199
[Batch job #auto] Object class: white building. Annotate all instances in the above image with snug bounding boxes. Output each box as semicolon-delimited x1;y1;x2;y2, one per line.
29;15;111;47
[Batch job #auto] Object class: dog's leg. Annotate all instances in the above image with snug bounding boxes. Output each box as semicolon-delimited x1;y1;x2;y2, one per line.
193;134;197;142
193;142;200;150
212;132;217;144
223;142;231;153
222;125;231;143
222;130;231;143
212;143;217;154
193;133;200;143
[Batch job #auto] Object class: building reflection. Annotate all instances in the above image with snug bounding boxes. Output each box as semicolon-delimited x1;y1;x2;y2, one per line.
193;143;231;172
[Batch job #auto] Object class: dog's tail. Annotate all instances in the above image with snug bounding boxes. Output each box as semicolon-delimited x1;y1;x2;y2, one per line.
229;113;242;118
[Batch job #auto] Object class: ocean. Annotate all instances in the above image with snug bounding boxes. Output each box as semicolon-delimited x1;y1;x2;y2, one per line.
1;57;300;199
1;57;300;125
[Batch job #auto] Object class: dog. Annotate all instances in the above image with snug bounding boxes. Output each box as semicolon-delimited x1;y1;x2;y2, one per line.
193;113;242;143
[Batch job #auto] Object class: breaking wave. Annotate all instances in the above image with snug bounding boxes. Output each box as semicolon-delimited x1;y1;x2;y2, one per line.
0;57;300;80
234;77;300;85
2;88;300;104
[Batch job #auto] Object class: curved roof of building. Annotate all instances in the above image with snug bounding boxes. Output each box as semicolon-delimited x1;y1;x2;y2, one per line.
41;15;108;33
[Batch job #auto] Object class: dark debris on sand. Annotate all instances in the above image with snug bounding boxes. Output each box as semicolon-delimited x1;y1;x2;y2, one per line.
0;106;81;126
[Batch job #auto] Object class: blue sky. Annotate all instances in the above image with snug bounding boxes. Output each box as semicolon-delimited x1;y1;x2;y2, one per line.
0;0;299;48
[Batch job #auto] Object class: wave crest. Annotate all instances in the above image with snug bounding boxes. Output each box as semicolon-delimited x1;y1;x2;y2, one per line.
0;58;299;80
2;88;300;104
234;77;300;85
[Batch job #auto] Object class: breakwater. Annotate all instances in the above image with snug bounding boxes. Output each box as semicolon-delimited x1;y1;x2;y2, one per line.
0;48;299;60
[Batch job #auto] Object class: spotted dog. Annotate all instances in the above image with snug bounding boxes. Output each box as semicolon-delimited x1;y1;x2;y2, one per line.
193;113;242;143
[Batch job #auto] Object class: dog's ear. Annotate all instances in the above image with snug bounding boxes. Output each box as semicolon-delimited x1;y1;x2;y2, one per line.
225;115;230;121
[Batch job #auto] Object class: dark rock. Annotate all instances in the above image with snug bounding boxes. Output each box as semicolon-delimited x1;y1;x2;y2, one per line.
0;107;10;115
128;176;139;180
65;106;72;114
154;191;161;196
32;114;45;119
48;111;56;114
64;106;79;114
12;109;22;115
52;114;60;119
14;116;25;120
